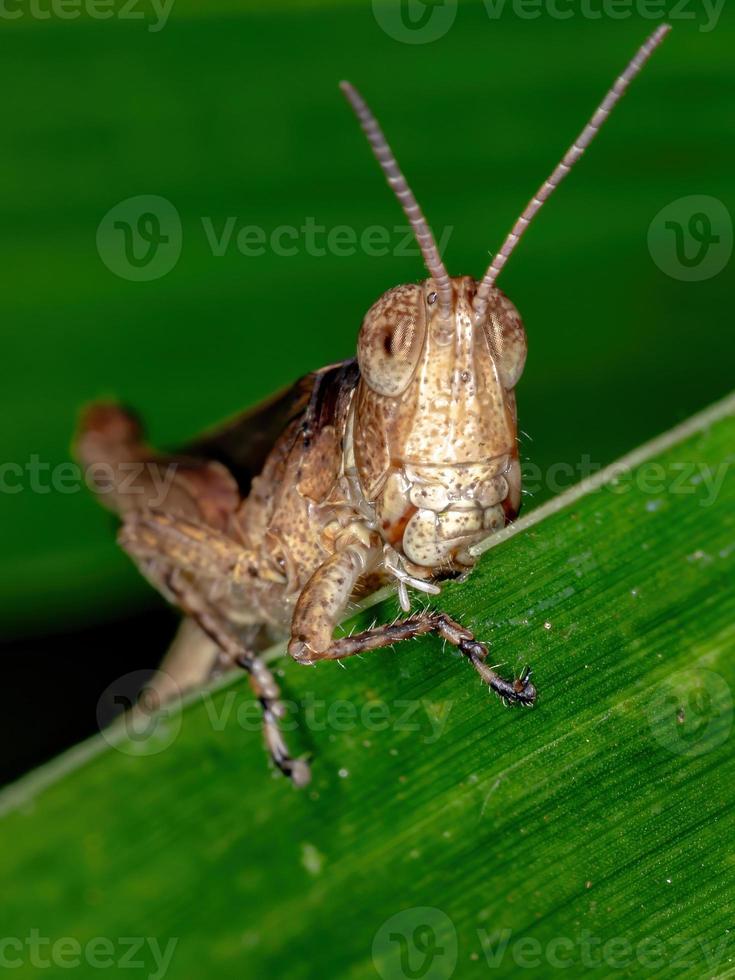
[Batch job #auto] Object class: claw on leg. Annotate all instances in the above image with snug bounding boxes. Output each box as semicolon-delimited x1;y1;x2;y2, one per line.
290;601;537;710
466;648;537;705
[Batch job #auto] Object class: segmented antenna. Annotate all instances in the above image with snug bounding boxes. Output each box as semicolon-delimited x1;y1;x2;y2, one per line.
340;80;454;317
473;24;671;320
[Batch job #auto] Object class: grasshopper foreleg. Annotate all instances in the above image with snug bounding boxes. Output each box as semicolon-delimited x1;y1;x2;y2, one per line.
288;547;536;707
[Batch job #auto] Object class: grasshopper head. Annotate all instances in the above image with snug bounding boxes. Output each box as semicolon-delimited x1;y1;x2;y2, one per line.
352;275;526;570
340;28;670;570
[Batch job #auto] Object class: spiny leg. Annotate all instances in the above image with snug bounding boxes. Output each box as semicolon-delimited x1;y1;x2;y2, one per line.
288;546;535;706
164;572;309;787
294;609;534;705
119;513;309;787
118;511;310;786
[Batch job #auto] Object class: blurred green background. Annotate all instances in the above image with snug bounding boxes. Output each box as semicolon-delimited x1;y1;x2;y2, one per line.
0;0;732;778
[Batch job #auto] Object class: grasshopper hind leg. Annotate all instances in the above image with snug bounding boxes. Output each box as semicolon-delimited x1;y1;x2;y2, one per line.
160;569;310;788
234;651;311;789
119;514;310;787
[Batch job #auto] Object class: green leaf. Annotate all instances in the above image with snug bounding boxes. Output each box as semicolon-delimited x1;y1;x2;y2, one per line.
2;393;734;978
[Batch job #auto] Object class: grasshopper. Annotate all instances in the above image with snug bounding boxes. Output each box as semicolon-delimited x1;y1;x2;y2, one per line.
76;27;670;785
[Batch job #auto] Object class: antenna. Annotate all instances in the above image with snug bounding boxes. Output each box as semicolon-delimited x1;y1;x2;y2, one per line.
473;24;671;320
340;80;454;317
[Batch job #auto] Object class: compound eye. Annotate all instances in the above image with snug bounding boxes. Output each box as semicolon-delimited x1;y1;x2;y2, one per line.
481;291;528;390
358;284;426;396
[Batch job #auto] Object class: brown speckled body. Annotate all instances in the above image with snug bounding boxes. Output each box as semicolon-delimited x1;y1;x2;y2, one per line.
75;30;669;782
75;276;529;782
194;275;526;647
